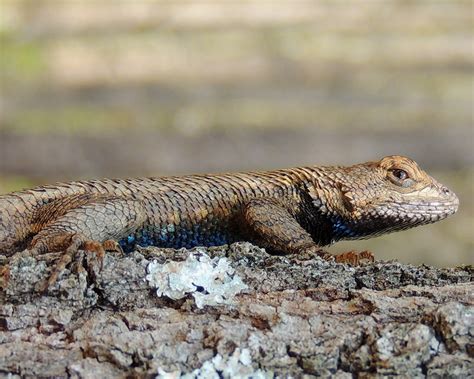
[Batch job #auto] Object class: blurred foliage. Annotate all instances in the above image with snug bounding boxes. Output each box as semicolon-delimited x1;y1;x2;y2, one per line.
1;0;472;134
0;35;45;84
0;175;35;194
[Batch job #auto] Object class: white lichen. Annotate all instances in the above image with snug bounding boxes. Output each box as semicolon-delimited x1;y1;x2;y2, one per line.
156;348;272;379
145;250;248;309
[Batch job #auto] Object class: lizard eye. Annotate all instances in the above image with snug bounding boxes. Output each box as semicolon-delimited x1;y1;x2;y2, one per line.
388;169;413;187
392;169;408;180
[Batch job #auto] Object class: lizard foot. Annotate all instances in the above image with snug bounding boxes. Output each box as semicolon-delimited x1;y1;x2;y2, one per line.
31;235;121;293
335;250;375;266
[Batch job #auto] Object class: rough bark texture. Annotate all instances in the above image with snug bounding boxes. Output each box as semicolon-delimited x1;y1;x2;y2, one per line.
1;243;473;378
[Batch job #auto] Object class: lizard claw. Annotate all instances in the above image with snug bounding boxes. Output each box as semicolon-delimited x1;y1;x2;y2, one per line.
102;239;124;255
83;240;106;272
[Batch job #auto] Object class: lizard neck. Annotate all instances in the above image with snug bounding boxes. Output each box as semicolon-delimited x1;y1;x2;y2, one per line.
281;167;344;246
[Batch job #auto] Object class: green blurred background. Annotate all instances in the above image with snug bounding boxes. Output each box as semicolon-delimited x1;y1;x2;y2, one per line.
0;0;472;266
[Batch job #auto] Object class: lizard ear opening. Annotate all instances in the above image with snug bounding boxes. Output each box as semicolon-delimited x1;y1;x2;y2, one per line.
337;183;356;212
341;191;355;212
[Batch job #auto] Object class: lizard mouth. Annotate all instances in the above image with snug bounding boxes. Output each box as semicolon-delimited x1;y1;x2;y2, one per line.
382;181;460;221
392;194;459;223
359;189;459;234
346;193;459;240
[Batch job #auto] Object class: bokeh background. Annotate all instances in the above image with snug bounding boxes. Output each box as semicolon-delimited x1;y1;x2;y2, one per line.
0;1;472;266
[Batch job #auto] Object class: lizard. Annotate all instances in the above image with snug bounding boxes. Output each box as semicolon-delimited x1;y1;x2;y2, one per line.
0;155;459;290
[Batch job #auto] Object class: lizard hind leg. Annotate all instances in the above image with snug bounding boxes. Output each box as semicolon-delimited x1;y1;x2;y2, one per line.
28;196;146;292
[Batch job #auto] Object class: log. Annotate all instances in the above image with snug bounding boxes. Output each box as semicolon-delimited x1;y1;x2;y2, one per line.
1;243;473;378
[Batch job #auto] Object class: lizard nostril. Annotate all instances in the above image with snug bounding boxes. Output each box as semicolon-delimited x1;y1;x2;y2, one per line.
442;188;451;195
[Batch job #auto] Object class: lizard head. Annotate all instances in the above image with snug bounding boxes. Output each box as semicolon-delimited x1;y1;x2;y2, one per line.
332;155;459;239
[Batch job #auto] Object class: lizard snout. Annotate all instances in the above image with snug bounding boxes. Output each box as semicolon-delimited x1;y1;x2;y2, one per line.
436;182;459;214
444;186;459;214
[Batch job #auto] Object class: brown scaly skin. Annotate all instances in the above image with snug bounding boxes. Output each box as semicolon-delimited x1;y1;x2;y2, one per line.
0;156;459;290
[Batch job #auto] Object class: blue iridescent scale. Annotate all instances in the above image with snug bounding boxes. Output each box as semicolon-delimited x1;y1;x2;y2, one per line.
331;217;358;239
118;224;234;253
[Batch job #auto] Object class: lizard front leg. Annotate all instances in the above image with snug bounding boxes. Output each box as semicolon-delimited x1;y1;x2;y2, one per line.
242;198;334;261
28;196;147;291
242;198;374;264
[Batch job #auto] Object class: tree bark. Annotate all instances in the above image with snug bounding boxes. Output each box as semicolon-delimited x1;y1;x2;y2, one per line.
1;243;473;378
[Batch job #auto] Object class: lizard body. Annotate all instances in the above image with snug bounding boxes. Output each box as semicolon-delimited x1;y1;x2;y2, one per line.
0;156;459;267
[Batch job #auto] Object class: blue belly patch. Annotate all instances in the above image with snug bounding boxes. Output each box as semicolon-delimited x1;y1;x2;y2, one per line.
118;223;232;253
